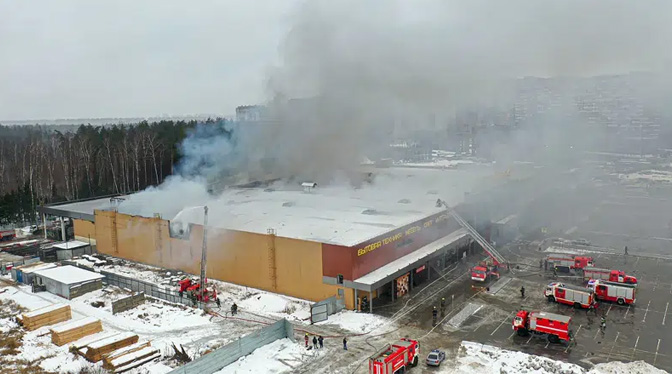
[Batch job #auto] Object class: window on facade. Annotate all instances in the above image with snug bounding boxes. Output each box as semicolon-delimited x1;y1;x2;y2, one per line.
337;274;344;284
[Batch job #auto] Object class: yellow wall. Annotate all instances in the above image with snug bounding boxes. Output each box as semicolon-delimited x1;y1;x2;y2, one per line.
73;219;96;244
94;210;354;309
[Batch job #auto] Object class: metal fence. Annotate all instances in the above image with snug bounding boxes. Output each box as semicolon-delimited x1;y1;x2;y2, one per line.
168;319;294;374
100;270;198;308
310;294;346;324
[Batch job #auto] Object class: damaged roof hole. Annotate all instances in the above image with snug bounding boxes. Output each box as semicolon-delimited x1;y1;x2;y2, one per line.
398;199;411;204
282;202;295;207
361;209;378;215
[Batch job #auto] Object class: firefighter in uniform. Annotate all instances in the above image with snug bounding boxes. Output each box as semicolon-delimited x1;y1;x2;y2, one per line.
432;306;438;326
520;286;525;298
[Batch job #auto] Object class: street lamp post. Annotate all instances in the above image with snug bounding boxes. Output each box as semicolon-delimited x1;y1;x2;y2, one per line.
199;206;209;306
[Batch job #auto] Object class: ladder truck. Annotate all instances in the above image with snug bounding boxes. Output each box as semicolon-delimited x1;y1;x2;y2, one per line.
436;200;508;280
513;310;573;343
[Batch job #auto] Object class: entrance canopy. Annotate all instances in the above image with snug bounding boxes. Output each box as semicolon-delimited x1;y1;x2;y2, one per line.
352;229;470;292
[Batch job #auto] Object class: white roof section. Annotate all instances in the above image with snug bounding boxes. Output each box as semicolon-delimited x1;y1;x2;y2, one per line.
52;240;90;250
49;165;506;246
353;229;470;290
34;265;104;285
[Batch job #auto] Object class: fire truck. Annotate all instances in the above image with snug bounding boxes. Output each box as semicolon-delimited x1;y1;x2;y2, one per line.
369;338;420;374
0;229;16;242
583;267;637;285
471;261;500;282
544;282;594;309
178;278;218;302
512;310;572;343
588;279;636;305
546;254;593;272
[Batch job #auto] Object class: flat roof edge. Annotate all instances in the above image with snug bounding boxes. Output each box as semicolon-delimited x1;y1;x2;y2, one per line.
36;206;95;222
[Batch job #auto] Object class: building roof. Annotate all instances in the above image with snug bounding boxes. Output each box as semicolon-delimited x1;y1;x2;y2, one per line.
34;265;104;285
41;165;508;246
52;240;91;250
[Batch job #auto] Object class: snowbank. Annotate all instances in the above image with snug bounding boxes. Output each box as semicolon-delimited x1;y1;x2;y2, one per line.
439;341;667;374
316;310;389;333
214;338;312;374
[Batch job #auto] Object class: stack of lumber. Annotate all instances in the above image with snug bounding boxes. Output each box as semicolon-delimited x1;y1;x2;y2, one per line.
84;331;139;362
71;331;121;356
50;317;103;346
22;304;71;331
103;341;160;372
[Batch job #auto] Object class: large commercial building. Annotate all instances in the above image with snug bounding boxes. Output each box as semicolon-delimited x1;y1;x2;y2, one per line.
38;166;521;310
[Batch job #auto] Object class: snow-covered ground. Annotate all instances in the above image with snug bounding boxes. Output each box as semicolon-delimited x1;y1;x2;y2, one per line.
214;338;319;374
438;341;667;374
397;159;476;168
617;170;672;184
316;310;389;333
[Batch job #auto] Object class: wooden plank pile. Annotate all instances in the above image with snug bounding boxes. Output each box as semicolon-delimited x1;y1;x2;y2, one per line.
50;317;103;346
103;341;160;372
21;304;72;331
84;331;139;362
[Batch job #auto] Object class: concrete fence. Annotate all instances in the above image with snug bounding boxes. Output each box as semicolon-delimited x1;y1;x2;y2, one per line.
69;279;103;299
168;319;295;374
311;294;346;323
112;292;146;314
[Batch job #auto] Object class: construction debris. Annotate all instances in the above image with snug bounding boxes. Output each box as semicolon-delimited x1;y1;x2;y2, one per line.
50;316;103;346
21;304;71;331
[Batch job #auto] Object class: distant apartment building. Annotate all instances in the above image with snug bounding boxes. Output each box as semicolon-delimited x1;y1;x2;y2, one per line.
235;105;268;122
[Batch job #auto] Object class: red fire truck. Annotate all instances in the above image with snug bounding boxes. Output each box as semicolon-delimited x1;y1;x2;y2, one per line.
583;267;637;285
512;310;572;343
544;282;594;309
0;229;16;242
546;254;594;271
470;261;500;282
369;338;420;374
588;279;636;305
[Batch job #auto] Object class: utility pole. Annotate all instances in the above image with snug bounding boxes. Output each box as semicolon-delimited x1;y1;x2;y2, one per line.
199;206;209;304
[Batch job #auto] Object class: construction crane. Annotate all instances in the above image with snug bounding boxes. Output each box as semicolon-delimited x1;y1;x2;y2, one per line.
436;199;508;269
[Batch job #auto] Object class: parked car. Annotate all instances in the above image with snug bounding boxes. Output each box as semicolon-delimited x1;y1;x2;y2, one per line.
426;349;446;366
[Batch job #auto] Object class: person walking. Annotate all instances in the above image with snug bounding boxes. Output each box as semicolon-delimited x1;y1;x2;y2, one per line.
343;337;348;350
304;333;309;348
520;286;525;298
231;302;238;316
432;306;438;326
313;336;318;349
624;246;629;256
318;335;324;349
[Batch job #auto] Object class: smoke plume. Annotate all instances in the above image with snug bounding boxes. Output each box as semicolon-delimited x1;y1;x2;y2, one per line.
116;0;672;222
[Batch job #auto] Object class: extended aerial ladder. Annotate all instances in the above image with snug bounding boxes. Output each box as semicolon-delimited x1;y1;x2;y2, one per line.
436;199;507;268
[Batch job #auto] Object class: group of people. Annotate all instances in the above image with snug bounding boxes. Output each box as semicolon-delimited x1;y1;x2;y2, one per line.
304;333;348;350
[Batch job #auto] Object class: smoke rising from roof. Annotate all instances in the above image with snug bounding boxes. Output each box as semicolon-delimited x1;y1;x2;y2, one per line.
117;0;672;223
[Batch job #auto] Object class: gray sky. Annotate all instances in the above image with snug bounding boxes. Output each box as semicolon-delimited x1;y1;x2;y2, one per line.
0;0;298;120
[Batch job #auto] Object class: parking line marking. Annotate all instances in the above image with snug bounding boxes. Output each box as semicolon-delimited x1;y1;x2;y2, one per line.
669;283;672;294
607;331;620;360
632;336;640;359
545;341;550;348
654;338;661;365
663;303;669;326
606;304;613;316
525;336;533;344
643;300;651;323
508;330;515;339
490;313;512;336
593;326;601;340
635;256;640;268
624;305;630;318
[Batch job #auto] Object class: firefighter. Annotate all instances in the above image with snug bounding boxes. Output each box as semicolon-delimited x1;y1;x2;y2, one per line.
440;297;446;310
343;337;348;350
304;333;309;348
600;316;606;330
624;246;629;256
432;306;438;326
520;286;525;298
231;302;238;316
215;297;221;308
552;266;557;277
318;335;324;349
544;259;548;271
312;336;318;349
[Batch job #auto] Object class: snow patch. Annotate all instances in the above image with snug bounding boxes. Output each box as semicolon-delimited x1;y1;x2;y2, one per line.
316;310;389;332
214;338;314;374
